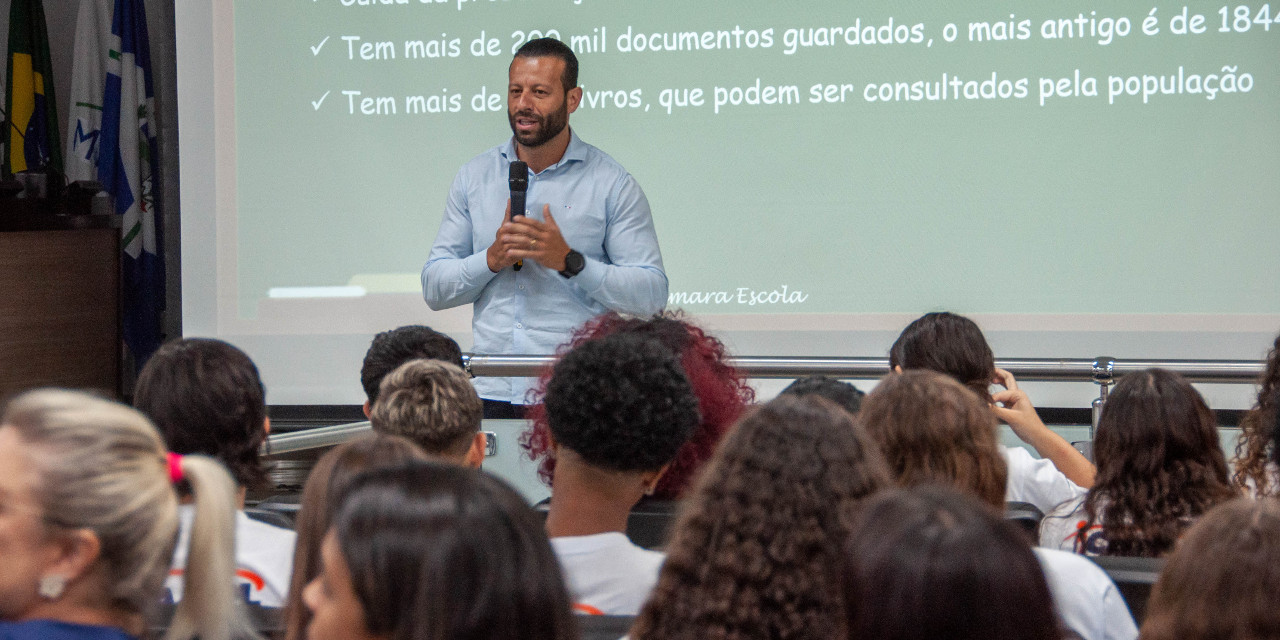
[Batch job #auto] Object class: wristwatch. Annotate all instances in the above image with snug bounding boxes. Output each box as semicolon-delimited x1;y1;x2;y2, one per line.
559;249;585;278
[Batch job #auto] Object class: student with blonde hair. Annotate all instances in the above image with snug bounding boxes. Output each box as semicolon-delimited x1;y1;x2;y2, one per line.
369;359;487;466
0;389;255;640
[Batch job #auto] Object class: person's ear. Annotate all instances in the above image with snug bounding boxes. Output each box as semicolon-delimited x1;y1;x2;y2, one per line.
42;528;102;598
263;416;271;435
893;365;903;374
464;432;487;469
566;86;582;114
639;464;670;496
362;401;371;419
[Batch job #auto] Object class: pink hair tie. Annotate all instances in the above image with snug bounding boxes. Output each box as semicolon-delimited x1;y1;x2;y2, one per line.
167;452;185;484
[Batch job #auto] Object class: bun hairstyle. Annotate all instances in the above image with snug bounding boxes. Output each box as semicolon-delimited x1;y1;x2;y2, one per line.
3;389;256;640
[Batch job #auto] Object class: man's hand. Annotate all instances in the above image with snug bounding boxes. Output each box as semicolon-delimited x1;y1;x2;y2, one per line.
504;205;572;271
486;199;523;272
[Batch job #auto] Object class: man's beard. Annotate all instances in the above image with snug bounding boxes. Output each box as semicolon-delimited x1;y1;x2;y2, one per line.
508;100;569;148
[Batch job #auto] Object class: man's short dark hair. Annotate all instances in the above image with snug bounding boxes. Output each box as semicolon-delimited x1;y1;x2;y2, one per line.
544;333;699;473
361;326;464;404
781;375;866;415
134;338;268;489
513;37;578;91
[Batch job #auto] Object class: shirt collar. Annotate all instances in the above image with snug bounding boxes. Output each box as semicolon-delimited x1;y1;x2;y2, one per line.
500;128;586;172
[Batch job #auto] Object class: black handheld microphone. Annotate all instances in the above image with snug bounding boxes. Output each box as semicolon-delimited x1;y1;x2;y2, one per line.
509;160;528;271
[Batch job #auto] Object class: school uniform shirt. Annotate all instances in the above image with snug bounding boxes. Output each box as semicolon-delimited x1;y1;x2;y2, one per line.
1039;496;1108;555
550;532;665;615
0;621;134;640
1002;445;1088;515
1034;548;1138;640
166;505;296;606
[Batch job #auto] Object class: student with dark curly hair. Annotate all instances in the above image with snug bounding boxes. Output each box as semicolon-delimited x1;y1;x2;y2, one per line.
860;371;1137;640
523;311;753;499
629;394;890;640
890;312;1095;512
302;461;578;640
842;486;1063;640
133;337;295;607
1231;331;1280;496
543;332;699;614
1139;497;1280;640
359;324;464;415
1040;369;1237;557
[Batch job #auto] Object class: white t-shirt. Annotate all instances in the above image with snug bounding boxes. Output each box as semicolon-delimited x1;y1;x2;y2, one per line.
1034;547;1138;640
1002;445;1087;515
550;532;665;615
166;506;297;607
1039;496;1108;556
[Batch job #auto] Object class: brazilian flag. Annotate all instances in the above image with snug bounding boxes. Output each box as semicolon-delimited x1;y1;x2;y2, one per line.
4;0;61;178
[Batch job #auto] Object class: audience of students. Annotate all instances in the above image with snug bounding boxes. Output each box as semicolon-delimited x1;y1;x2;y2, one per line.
1139;496;1280;640
1231;331;1280;497
368;359;487;466
303;461;578;640
132;337;296;607
542;332;700;614
0;389;253;640
858;370;1137;640
778;374;865;415
890;311;1096;503
282;434;429;640
12;313;1280;640
842;486;1064;640
359;324;465;416
1040;368;1237;557
630;394;890;640
523;311;754;499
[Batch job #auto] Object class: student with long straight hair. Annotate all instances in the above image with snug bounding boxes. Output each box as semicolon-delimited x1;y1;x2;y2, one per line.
301;461;577;640
1139;497;1280;640
842;486;1063;640
890;311;1095;509
1040;369;1237;557
0;389;255;640
629;395;891;640
282;435;428;640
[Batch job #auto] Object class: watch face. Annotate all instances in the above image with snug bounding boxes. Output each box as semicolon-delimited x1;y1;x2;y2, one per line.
565;250;585;274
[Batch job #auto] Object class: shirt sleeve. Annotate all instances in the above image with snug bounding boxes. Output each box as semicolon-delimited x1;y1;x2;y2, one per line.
571;172;668;316
422;170;499;310
1002;445;1088;515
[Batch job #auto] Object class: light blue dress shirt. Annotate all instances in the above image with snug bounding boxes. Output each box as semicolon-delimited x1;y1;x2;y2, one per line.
422;130;668;403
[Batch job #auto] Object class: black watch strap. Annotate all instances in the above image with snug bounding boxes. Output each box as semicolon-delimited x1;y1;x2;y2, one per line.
559;249;585;278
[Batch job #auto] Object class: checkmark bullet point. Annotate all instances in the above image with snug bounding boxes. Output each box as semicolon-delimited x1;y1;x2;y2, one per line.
312;91;331;110
311;36;329;55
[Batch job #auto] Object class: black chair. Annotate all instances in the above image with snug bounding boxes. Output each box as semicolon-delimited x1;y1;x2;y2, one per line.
152;603;285;639
578;614;635;640
251;493;302;528
626;498;681;550
1004;501;1044;537
244;507;296;530
1087;555;1164;623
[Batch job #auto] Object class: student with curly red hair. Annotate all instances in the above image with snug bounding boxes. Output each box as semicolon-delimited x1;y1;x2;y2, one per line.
522;311;753;499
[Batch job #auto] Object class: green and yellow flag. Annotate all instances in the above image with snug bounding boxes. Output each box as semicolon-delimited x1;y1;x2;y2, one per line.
4;0;61;178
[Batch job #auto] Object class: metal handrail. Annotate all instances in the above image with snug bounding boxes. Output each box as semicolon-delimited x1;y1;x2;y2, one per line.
265;355;1265;454
465;355;1265;384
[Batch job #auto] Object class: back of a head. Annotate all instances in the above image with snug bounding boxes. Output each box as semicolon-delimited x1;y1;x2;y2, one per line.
631;394;890;640
369;359;481;459
283;435;429;640
360;325;464;405
781;375;865;415
842;486;1061;640
134;337;269;490
1232;332;1280;494
3;389;252;640
544;332;699;473
1089;368;1234;556
858;370;1008;509
889;312;996;401
1140;497;1280;640
333;461;576;640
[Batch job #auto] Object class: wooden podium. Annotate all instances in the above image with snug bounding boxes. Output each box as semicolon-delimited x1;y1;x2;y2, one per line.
0;199;121;401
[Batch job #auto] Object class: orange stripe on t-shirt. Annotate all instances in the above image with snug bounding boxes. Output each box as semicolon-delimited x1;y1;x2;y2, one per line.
168;568;266;592
573;602;605;616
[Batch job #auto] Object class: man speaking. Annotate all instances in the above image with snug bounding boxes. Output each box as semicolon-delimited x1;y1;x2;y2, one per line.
422;38;667;418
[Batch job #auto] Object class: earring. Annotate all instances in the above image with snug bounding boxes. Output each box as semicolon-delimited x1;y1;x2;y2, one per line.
38;575;66;600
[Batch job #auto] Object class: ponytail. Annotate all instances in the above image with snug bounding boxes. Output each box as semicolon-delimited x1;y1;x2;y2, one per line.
165;455;261;640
